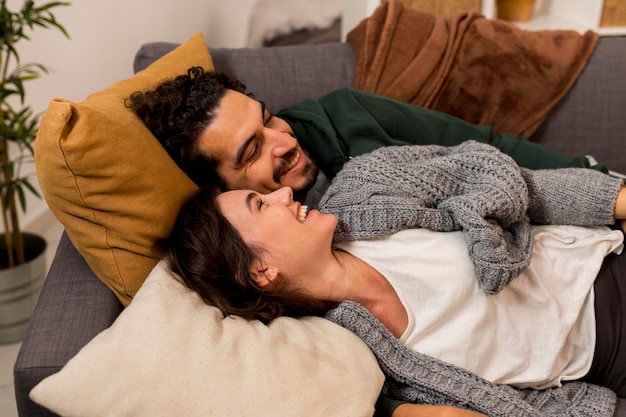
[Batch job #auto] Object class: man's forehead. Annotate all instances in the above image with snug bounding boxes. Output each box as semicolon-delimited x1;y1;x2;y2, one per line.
198;91;262;163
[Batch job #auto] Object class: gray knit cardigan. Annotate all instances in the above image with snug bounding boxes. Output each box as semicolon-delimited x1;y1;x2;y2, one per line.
325;301;617;417
319;141;623;415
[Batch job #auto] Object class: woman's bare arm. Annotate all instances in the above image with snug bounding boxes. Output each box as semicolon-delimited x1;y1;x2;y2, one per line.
392;404;488;417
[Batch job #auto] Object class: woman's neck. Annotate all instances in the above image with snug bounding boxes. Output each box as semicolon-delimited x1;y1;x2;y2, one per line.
330;249;408;338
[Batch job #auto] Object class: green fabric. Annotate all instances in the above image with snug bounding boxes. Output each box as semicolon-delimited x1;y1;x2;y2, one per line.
278;88;604;179
374;393;405;417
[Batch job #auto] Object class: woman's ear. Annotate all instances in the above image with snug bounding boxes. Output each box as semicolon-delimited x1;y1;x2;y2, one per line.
249;260;279;288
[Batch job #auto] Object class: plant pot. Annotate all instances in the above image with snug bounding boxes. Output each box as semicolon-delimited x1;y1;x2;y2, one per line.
0;233;47;344
496;0;536;22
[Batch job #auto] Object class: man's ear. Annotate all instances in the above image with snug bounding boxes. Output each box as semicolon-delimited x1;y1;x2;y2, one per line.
249;260;279;288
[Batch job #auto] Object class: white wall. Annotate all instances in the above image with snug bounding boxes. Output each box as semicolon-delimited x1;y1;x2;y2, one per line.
7;0;258;230
341;0;379;39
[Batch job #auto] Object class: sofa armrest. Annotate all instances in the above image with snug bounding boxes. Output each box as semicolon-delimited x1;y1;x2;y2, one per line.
13;231;123;417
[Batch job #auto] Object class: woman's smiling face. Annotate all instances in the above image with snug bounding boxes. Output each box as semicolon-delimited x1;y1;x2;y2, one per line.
216;187;338;282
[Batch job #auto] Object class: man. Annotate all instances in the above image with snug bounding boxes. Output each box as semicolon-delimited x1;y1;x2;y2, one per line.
127;66;604;209
126;66;611;417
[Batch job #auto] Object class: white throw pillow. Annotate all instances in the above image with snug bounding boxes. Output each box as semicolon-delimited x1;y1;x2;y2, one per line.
30;260;384;417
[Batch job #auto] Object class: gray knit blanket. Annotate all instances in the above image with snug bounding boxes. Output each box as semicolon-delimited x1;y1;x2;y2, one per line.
320;141;621;294
326;301;617;417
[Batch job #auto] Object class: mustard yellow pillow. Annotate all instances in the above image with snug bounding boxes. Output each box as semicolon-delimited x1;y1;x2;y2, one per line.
35;33;210;306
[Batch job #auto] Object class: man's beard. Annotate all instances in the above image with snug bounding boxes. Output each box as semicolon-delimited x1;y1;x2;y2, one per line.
273;149;319;197
292;162;319;198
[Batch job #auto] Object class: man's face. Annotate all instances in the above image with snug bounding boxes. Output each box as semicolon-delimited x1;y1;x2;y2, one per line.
198;90;318;195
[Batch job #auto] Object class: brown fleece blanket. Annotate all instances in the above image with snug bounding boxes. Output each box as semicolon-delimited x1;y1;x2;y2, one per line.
347;0;599;137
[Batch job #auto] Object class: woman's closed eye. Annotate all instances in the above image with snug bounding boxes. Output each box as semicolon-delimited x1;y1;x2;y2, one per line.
245;192;265;215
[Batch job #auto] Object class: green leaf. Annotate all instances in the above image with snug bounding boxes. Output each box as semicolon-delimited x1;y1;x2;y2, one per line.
21;177;40;198
15;182;26;211
0;0;70;261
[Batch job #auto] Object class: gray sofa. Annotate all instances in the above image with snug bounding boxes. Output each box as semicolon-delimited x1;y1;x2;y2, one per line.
14;36;626;417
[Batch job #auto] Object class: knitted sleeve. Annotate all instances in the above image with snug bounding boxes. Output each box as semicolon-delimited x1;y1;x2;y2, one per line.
320;141;534;293
521;167;622;225
325;301;617;417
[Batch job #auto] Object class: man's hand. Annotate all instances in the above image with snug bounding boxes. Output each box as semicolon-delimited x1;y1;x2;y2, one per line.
392;404;488;417
615;185;626;233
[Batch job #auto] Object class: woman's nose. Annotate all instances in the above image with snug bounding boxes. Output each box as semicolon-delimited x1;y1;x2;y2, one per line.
272;186;293;205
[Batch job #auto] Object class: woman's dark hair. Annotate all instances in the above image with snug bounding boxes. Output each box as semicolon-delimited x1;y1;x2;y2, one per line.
126;66;247;190
162;186;337;323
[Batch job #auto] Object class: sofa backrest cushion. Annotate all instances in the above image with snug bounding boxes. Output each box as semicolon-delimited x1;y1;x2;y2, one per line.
134;42;356;113
34;33;209;306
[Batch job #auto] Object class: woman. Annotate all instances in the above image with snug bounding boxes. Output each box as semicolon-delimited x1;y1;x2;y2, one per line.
165;141;626;414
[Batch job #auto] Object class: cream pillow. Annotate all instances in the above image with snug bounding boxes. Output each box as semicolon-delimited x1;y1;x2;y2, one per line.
29;261;384;417
34;33;210;306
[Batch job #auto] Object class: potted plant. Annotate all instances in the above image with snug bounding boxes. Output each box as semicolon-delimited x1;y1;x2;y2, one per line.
0;0;69;343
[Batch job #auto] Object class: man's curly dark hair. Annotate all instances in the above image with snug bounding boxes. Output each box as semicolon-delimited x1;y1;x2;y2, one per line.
126;66;249;189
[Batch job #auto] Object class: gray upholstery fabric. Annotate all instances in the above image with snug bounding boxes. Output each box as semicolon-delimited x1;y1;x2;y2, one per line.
13;232;123;417
15;37;626;417
530;36;626;175
134;42;356;113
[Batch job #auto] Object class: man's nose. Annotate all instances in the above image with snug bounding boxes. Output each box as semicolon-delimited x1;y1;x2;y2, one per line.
265;128;297;157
